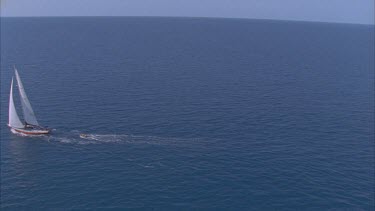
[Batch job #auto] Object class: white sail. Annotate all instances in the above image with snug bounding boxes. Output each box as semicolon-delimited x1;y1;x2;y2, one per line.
8;78;25;128
14;68;39;126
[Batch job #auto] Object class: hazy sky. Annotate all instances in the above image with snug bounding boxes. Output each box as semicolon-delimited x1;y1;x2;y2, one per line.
1;0;374;24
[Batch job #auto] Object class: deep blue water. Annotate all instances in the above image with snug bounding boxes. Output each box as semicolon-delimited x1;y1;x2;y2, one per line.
1;17;374;209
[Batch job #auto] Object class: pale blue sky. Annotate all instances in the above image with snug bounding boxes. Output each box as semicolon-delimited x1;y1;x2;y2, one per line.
1;0;374;24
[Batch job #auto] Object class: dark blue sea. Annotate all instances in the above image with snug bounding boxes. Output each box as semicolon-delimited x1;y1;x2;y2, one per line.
1;17;374;210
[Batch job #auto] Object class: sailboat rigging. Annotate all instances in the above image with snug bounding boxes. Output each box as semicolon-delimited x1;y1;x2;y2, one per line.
8;67;51;135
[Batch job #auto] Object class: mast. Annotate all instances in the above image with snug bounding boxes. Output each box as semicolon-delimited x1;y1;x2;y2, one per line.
8;77;24;128
14;67;39;126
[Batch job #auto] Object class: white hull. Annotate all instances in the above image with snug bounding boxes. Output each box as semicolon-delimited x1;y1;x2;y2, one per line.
10;127;50;135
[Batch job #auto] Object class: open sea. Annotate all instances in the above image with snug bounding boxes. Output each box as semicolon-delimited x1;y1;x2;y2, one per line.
1;17;374;210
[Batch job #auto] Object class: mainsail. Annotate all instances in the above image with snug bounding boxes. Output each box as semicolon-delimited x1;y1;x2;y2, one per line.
14;68;39;126
8;78;24;128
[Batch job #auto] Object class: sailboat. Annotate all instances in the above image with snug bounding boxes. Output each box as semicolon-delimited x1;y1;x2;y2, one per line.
8;67;51;135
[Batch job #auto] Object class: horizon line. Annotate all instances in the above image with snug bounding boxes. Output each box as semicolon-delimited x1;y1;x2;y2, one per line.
0;15;373;26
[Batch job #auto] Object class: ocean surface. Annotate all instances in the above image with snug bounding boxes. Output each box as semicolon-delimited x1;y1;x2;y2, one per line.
1;17;374;209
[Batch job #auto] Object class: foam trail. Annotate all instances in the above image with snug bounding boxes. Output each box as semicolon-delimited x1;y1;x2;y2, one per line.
46;130;204;147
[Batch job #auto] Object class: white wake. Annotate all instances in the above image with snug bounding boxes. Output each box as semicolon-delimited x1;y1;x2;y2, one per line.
44;130;203;147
